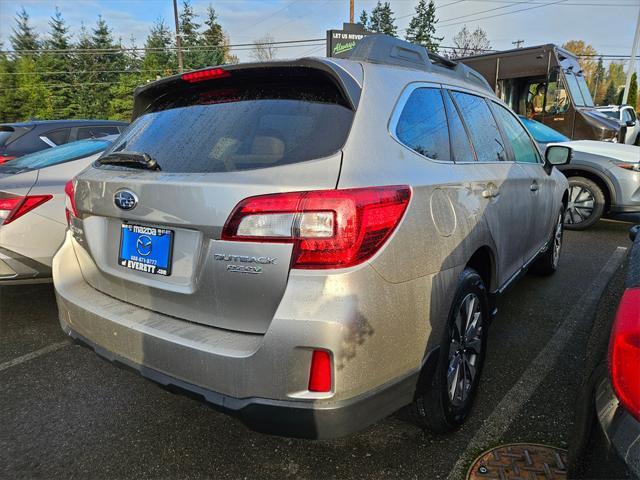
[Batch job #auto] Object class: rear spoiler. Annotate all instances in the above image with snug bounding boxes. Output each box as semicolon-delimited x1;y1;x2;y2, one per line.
132;58;362;120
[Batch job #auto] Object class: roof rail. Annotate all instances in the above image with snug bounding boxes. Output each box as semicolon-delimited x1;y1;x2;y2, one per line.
347;34;437;70
345;34;493;93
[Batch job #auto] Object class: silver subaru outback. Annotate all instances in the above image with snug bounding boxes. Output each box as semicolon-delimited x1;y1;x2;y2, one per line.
53;36;570;439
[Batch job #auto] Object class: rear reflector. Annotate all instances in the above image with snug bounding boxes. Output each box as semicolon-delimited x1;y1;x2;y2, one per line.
222;186;411;269
0;195;52;225
181;68;230;83
609;287;640;421
64;180;78;224
308;350;332;392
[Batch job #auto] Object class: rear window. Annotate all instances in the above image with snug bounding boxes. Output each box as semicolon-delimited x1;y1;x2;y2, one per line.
0;125;32;147
102;70;355;173
0;139;111;174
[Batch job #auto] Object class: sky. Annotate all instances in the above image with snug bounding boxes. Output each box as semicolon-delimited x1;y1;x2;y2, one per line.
0;0;638;71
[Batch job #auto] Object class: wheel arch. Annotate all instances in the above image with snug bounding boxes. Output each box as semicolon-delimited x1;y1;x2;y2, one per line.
466;245;497;294
559;167;616;211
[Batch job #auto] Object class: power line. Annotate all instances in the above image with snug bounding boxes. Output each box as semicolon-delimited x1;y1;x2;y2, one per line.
439;1;526;24
396;0;467;21
235;0;303;36
1;38;326;56
438;0;569;28
459;0;638;5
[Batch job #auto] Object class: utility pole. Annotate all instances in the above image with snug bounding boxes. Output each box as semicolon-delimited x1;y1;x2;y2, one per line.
512;40;524;48
350;0;354;23
173;0;184;73
622;6;640;105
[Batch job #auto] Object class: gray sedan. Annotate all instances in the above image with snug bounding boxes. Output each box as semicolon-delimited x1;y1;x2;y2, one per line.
0;137;114;284
521;116;640;230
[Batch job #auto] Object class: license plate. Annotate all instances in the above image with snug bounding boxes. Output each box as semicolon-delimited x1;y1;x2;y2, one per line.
118;223;174;276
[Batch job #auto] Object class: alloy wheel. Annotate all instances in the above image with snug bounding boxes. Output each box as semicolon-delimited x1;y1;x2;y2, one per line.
447;293;483;408
552;213;563;268
565;185;594;225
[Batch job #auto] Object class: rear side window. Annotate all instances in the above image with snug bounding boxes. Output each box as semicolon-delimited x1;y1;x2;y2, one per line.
43;128;70;145
104;70;355;173
451;91;507;163
77;126;120;140
492;103;540;164
443;91;475;162
396;87;451;161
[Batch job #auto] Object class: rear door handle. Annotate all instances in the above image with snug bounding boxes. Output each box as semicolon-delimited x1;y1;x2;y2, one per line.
530;182;539;192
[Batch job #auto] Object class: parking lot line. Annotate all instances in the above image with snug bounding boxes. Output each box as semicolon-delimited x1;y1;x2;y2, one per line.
446;246;628;480
0;341;69;373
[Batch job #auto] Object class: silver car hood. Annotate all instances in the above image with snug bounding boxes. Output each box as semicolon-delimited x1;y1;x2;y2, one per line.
559;140;640;164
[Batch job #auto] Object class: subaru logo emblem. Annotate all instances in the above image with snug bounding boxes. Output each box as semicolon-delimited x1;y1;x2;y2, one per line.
114;190;138;210
136;235;153;256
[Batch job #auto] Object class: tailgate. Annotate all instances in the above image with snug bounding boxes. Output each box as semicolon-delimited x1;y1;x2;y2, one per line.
70;63;358;334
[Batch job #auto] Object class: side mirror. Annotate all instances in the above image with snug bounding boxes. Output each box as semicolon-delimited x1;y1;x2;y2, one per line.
627;120;636;127
546;145;572;166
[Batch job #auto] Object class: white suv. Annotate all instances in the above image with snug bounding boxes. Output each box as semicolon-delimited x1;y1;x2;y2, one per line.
596;105;640;145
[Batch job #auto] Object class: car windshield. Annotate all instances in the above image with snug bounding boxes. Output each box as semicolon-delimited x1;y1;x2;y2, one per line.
518;116;570;143
575;74;594;107
104;73;355;174
564;71;594;108
0;138;111;174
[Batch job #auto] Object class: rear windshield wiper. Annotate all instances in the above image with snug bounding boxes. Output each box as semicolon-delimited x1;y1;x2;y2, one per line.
98;151;161;171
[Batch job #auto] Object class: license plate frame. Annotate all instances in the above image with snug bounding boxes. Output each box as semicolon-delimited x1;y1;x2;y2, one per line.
118;223;174;277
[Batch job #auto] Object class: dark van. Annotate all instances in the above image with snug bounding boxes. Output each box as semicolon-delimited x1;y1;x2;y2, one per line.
457;44;624;143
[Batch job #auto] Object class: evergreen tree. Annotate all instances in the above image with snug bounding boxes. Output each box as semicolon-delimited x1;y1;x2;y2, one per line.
359;10;368;28
405;0;442;53
73;23;96;118
603;81;617;105
628;72;637;109
201;5;227;66
0;45;19;122
179;0;202;69
14;55;52;119
89;16;125;117
10;7;40;55
368;1;397;36
40;8;79;119
9;9;49;119
592;57;605;104
142;19;175;78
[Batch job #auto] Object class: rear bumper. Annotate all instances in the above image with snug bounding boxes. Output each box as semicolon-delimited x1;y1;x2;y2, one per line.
0;246;51;283
54;232;431;439
593;377;640;478
65;326;420;439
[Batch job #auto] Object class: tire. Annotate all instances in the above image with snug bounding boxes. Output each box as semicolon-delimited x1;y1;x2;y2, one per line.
635;133;640;146
410;268;489;433
531;208;564;276
564;177;605;230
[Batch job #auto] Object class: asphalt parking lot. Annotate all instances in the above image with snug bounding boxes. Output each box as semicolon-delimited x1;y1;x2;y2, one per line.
0;218;634;480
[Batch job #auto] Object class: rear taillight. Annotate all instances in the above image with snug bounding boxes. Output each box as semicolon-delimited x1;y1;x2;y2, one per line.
609;287;640;421
221;186;411;269
64;180;78;224
0;155;16;164
308;350;332;392
0;195;52;225
181;68;230;83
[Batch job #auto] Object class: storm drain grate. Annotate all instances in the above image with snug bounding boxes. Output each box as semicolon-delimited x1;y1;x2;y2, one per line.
466;443;567;480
